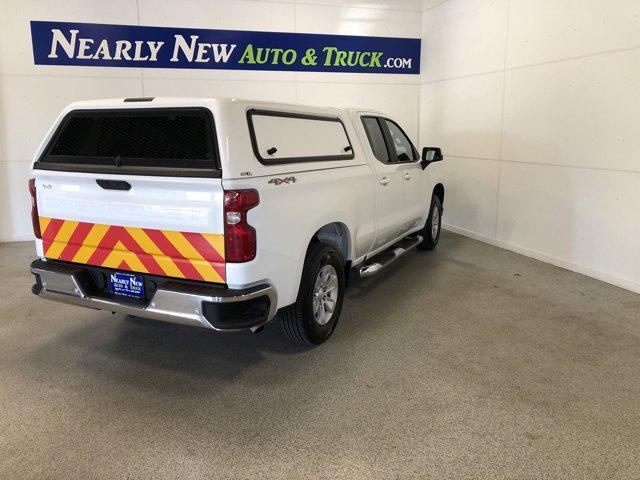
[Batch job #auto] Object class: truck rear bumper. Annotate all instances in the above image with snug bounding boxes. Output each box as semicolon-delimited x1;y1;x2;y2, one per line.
30;259;277;332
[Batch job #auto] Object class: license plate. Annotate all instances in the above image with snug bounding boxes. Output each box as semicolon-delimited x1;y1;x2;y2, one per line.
109;272;145;299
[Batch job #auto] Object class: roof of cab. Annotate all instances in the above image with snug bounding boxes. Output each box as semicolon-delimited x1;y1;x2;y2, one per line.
64;96;386;117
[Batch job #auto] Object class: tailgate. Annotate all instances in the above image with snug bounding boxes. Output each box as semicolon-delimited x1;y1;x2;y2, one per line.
32;106;225;283
35;172;226;283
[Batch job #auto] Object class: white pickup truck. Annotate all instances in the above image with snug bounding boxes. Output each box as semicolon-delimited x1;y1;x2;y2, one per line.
29;97;444;345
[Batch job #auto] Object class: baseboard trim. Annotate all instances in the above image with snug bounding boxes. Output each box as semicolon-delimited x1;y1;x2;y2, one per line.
443;223;640;295
0;234;33;243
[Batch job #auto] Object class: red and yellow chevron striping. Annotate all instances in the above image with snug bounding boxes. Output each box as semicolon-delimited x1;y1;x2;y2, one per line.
39;217;225;283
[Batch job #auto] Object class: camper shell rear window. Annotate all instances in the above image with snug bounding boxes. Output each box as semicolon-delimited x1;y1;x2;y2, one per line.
36;108;220;177
247;109;355;164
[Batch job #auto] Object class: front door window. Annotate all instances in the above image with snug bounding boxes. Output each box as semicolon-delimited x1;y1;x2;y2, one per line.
383;119;417;163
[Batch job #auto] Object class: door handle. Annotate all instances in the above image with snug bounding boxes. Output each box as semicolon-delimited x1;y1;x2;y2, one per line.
403;171;412;180
96;179;131;191
379;176;390;185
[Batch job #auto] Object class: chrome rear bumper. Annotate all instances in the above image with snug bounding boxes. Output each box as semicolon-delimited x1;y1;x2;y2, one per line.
30;260;277;331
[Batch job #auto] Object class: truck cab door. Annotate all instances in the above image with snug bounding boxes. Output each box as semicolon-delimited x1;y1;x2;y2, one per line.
380;118;427;231
360;116;405;250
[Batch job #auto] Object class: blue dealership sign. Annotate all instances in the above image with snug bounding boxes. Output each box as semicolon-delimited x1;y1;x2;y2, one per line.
30;21;420;74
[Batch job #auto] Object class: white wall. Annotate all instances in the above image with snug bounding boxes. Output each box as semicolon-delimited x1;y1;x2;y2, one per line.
0;0;423;242
420;0;640;294
4;0;638;295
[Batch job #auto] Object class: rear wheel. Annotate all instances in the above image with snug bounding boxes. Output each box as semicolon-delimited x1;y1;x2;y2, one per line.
417;194;442;251
280;243;345;345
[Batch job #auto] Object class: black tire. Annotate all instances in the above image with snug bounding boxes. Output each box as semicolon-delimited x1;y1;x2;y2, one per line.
280;242;345;345
417;194;443;251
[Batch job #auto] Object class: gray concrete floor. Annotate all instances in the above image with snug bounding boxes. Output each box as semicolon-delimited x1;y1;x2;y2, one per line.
1;232;639;479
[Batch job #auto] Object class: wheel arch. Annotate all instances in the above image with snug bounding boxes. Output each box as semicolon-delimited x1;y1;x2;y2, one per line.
433;183;445;204
311;221;351;265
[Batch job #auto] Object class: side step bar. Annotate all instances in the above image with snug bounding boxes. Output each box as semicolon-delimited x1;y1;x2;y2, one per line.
359;235;423;278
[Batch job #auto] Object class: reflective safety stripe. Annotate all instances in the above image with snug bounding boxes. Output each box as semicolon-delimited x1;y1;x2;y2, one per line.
39;217;225;283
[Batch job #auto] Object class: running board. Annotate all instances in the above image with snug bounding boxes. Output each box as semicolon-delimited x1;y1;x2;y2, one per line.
359;235;423;278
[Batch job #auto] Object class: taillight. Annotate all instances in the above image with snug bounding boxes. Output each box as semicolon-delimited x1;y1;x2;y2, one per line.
224;189;259;262
28;178;41;239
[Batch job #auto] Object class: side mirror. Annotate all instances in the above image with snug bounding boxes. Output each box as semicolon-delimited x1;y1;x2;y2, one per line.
421;147;443;169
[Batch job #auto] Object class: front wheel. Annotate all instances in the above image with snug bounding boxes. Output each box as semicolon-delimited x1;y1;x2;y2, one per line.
417;194;442;251
280;243;345;345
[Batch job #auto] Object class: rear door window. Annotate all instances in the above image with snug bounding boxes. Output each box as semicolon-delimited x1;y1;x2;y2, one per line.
38;108;218;174
248;110;354;164
361;116;390;163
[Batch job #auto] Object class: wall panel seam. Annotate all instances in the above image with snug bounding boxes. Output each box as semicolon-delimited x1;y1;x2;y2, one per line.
446;155;640;175
416;84;422;146
0;161;38;165
296;0;422;13
495;0;510;238
0;73;417;86
136;0;145;96
421;69;504;85
297;79;419;86
444;154;501;162
294;1;298;103
422;0;453;13
421;44;640;85
494;162;501;238
0;73;143;80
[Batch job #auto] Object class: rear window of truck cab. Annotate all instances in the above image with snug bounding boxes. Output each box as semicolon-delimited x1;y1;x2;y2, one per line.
247;109;354;164
36;108;219;176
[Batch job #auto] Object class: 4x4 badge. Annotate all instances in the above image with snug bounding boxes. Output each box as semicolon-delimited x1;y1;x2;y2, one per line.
268;176;297;185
